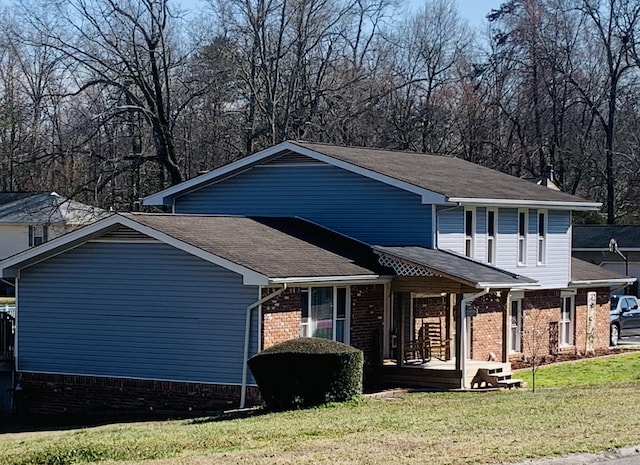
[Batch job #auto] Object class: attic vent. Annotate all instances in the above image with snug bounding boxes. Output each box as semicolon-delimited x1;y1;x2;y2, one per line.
264;151;326;166
93;226;157;242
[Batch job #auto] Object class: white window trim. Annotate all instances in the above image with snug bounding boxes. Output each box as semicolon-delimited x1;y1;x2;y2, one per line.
464;207;476;259
509;296;523;354
300;286;350;344
559;293;575;347
517;209;528;266
29;224;48;247
486;208;497;265
537;210;547;266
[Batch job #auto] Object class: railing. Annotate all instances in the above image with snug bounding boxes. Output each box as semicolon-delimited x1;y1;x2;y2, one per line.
0;304;16;359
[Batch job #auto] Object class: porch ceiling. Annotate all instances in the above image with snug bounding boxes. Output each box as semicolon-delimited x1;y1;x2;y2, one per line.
374;246;537;289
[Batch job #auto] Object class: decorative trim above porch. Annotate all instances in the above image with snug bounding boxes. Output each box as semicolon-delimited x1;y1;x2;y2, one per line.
373;246;538;289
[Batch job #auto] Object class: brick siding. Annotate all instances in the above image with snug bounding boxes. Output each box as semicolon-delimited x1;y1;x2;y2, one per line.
14;372;261;416
470;293;508;361
470;288;612;365
261;287;302;349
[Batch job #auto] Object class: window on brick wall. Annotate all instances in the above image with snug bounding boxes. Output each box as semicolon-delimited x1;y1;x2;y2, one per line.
559;294;575;346
300;286;350;343
509;297;523;353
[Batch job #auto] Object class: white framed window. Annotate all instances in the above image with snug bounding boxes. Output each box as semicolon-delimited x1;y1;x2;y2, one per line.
29;225;48;247
486;209;497;265
537;210;547;265
300;286;350;343
509;295;523;353
559;294;575;346
464;207;475;258
517;209;527;265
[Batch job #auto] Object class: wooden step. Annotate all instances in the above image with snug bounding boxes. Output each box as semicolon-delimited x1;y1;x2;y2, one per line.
470;368;522;390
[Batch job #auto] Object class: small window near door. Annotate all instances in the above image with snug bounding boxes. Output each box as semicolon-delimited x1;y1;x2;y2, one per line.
29;225;48;247
510;298;523;353
559;295;575;346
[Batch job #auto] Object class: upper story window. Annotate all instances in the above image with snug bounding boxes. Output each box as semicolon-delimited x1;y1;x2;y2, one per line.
486;209;497;265
29;225;48;247
517;209;527;265
300;286;349;343
464;208;475;258
537;211;547;265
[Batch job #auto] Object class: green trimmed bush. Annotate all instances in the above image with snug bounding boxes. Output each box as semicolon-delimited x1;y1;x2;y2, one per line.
248;337;363;409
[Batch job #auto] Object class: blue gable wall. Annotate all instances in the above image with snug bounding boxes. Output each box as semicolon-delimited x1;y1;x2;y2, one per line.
174;164;432;247
17;241;259;385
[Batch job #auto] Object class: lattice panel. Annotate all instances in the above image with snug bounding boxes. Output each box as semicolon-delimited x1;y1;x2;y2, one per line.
378;255;440;277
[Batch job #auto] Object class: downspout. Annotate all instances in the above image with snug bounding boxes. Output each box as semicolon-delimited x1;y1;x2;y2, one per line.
459;287;490;389
240;283;287;409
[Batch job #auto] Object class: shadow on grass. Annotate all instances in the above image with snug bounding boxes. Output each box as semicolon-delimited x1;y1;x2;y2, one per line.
0;407;267;435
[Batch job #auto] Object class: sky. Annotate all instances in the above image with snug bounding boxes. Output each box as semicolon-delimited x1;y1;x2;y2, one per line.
408;0;504;27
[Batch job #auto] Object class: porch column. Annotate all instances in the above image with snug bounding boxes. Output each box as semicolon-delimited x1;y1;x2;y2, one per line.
454;293;463;374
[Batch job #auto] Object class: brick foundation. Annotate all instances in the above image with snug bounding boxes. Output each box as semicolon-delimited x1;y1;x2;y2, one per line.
14;372;262;416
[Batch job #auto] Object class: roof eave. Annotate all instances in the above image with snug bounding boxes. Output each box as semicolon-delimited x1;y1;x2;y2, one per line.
448;197;602;210
269;275;393;284
0;214;271;286
476;282;539;289
568;278;636;288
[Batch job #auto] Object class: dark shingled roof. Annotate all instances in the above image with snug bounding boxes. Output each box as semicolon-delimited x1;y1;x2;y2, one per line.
573;225;640;250
123;213;391;279
292;141;594;204
0;192;106;225
570;257;633;284
373;246;537;288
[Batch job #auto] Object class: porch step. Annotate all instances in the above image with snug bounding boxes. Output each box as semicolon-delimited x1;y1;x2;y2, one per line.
470;368;523;390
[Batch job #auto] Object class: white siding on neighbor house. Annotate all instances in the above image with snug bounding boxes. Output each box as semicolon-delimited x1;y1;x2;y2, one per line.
0;224;73;260
16;241;259;385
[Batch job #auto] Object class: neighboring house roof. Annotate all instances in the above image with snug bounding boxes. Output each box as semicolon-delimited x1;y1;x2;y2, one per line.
143;140;601;210
0;213;393;285
0;192;106;225
373;246;537;289
569;257;635;287
573;225;640;251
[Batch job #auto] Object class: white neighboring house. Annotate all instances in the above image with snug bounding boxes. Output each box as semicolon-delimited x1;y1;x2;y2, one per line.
0;192;106;261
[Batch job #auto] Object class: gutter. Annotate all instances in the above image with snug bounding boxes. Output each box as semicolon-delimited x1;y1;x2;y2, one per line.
240;283;287;409
460;288;490;389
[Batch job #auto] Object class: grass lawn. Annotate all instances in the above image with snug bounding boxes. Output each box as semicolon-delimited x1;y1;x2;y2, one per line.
1;352;639;465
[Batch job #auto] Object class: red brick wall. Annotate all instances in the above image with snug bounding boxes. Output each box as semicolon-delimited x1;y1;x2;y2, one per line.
261;287;302;349
15;373;261;416
261;284;386;366
470;288;612;365
350;285;385;366
470;292;507;362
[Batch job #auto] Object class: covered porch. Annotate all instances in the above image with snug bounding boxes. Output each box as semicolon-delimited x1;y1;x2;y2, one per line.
373;246;536;390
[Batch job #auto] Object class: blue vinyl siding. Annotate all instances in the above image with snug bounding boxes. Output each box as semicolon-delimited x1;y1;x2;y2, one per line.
174;164;432;247
17;242;259;385
496;208;570;288
435;206;464;253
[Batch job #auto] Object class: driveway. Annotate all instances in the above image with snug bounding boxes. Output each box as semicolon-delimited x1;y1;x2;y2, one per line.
617;335;640;347
508;445;640;464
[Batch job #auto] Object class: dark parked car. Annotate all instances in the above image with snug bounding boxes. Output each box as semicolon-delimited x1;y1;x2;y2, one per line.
610;295;640;346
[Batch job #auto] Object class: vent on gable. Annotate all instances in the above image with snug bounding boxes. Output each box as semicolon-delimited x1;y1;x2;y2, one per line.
264;150;326;166
92;226;157;242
